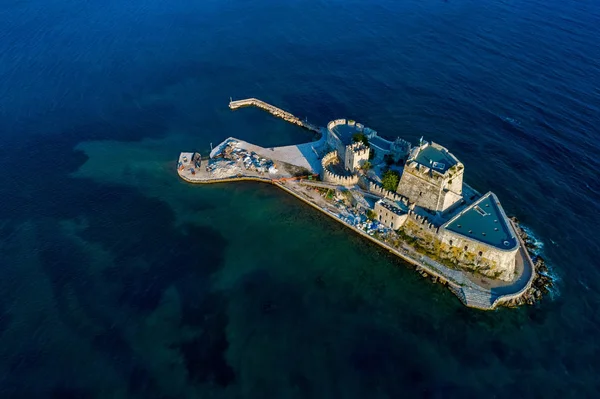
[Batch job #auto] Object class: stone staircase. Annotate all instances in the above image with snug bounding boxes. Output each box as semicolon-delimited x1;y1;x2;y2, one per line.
460;286;496;310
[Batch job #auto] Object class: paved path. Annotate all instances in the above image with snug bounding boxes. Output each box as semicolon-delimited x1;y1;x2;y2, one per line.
212;134;327;173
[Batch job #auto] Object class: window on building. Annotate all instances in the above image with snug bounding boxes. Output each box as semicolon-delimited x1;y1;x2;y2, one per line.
464;245;468;252
478;251;483;257
449;240;453;246
379;215;382;221
391;222;394;228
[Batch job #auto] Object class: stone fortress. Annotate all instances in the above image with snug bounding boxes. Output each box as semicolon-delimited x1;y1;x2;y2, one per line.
179;97;542;309
323;118;519;281
321;119;411;185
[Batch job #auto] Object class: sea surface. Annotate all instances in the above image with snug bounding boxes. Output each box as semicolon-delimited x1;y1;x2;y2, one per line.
1;0;599;397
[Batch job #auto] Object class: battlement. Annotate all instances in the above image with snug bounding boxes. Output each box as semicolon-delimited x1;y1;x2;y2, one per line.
347;141;366;151
406;210;440;234
321;151;359;186
369;181;410;205
347;142;369;157
397;140;464;213
407;141;462;177
344;142;370;172
321;150;339;166
327;119;349;132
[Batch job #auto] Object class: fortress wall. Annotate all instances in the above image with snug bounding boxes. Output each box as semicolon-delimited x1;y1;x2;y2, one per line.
321;150;359;186
363;127;377;139
401;217;515;281
321;150;338;166
442;190;464;213
326;121;347;157
438;229;517;281
447;168;464;194
323;169;359;186
406;210;440;234
368;182;410;205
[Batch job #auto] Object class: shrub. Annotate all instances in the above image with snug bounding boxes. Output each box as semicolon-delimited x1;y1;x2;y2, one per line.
381;170;400;192
352;132;369;147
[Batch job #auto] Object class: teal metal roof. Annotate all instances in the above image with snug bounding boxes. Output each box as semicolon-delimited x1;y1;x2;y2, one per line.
445;193;517;250
413;145;457;173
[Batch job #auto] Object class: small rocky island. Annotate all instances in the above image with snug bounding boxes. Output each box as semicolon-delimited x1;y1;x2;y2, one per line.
177;98;553;310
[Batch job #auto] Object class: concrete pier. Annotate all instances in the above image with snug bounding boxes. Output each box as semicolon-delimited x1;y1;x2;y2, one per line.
229;98;320;133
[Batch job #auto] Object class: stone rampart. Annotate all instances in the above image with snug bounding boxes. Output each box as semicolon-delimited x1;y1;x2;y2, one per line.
369;181;409;205
323;170;359;186
321;150;338;167
326;120;347;156
321;151;359;186
327;119;348;132
406;210;440;234
437;229;517;281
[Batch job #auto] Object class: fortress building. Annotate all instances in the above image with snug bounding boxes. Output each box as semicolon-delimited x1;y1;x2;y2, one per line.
324;119;519;280
396;140;464;214
344;142;370;171
374;199;408;230
438;192;519;280
326;119;371;173
326;119;411;172
390;139;518;280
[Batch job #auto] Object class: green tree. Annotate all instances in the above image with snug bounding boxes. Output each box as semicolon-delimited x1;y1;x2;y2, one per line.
366;210;377;220
362;161;372;170
381;170;400;192
352;132;369;146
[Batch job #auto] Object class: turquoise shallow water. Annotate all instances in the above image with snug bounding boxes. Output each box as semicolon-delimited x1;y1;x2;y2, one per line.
1;0;600;397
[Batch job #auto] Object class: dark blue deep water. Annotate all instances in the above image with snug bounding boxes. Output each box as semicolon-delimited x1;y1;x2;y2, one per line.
1;0;600;397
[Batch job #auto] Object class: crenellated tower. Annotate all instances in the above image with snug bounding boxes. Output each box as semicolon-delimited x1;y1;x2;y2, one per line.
396;141;464;213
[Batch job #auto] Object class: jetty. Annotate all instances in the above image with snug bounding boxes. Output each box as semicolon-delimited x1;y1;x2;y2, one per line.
229;98;320;133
